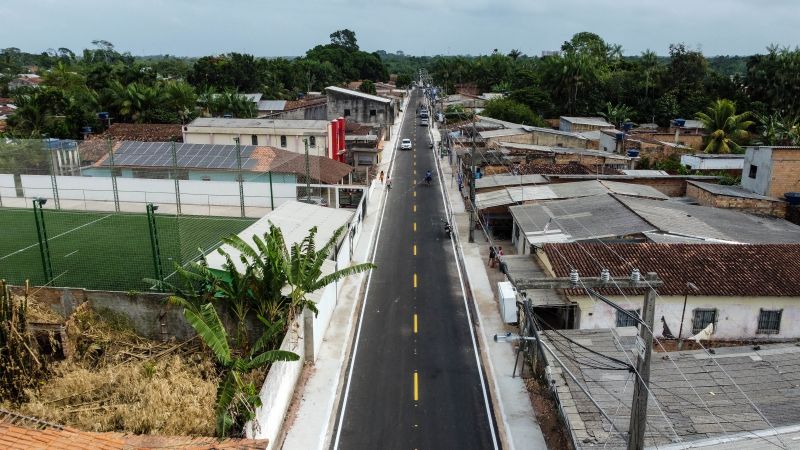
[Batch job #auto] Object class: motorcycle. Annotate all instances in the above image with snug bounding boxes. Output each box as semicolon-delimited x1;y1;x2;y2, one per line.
442;219;452;238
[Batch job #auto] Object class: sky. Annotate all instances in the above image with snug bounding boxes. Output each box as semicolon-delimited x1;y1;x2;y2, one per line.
1;0;798;57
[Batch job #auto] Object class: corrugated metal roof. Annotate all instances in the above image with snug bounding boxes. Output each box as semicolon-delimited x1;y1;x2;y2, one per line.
187;117;328;130
616;195;800;243
206;201;354;272
258;100;287;111
599;180;669;200
325;86;391;104
510;194;655;241
475;173;548;189
620;169;670;176
498;142;632;160
560;116;613;127
688;181;780;201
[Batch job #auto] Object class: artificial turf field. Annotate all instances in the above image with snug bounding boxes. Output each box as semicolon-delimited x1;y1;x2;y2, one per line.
0;208;255;290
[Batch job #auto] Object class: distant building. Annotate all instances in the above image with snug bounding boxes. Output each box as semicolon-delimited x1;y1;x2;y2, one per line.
325;86;396;139
681;153;745;172
182;118;330;157
558;116;614;133
8;74;42;91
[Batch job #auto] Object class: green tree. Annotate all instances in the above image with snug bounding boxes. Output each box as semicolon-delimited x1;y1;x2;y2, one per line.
599;102;633;128
696;99;754;154
754;112;800;146
330;29;359;51
358;80;377;95
481;98;546;127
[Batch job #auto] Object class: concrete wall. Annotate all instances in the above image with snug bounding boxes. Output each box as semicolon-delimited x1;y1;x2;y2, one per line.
183;130;328;157
0;174;15;199
686;183;787;218
571;294;800;340
491;131;592;150
681;154;745;171
742;147;774;195
265;104;327;121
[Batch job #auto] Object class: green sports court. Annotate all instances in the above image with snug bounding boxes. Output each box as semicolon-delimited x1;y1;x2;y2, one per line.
0;208;255;291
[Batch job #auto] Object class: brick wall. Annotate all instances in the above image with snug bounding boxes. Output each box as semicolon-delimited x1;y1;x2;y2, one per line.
687;183;787;218
766;149;800;198
547;177;690;197
490;131;594;149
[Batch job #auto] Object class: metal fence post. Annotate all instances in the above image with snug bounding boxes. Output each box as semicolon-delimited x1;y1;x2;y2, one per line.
33;198;54;283
146;203;164;290
234;137;245;217
46;141;61;210
268;171;274;210
108;139;120;212
171;141;182;215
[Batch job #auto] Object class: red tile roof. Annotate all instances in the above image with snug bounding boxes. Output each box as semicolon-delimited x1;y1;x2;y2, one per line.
90;123;183;142
543;243;800;297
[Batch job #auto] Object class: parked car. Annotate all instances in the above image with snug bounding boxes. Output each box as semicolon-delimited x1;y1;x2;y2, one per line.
401;138;412;150
420;118;429;127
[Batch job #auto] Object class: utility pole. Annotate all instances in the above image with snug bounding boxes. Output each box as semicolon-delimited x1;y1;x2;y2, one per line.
510;270;662;450
468;99;477;243
304;138;311;203
628;287;656;450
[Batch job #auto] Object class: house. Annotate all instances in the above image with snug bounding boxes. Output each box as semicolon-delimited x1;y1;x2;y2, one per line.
496;142;634;170
545;173;721;197
741;146;800;199
681;153;745;173
345;122;384;169
480;125;594;150
539;328;800;449
509;194;657;253
0;98;15;132
536;242;800;340
182;118;331;157
558;116;614;133
8;74;42;91
88;141;353;185
325;86;396;138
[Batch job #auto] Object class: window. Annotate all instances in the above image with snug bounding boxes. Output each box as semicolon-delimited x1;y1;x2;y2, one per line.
369;109;377;117
748;164;758;179
251;135;258;146
344;109;351;117
757;309;782;334
309;136;316;147
692;308;717;334
616;309;640;328
280;135;287;148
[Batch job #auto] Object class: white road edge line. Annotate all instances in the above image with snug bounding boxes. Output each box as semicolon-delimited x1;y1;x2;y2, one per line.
331;90;407;450
430;107;500;449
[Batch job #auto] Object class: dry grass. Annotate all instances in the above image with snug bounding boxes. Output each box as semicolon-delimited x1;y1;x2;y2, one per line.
6;303;220;436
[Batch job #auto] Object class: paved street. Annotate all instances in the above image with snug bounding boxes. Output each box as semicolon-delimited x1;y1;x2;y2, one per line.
333;88;498;449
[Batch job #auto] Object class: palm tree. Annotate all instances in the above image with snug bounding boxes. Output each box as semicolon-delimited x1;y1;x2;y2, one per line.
283;225;375;319
174;300;298;437
163;80;198;123
755;112;800;146
696;99;754;154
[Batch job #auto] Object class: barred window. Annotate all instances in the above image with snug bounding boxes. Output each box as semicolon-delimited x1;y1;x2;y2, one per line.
280;135;287;148
757;309;782;334
616;309;640;328
692;308;717;334
309;136;316;147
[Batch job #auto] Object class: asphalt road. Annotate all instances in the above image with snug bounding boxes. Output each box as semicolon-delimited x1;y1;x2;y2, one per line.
333;88;498;449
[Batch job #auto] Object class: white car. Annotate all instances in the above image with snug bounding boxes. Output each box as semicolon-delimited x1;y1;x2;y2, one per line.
401;138;412;150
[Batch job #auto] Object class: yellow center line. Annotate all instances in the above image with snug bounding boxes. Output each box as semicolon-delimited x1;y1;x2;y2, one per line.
413;314;418;334
413;244;417;256
413;222;416;232
413;191;416;197
413;204;416;213
414;371;419;401
413;273;417;288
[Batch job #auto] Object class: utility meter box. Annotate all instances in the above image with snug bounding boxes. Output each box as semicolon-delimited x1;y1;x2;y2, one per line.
497;281;518;324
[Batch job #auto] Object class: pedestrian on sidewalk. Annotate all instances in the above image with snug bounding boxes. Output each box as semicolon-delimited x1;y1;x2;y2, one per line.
489;246;496;268
496;246;504;270
379;170;385;184
386;177;392;190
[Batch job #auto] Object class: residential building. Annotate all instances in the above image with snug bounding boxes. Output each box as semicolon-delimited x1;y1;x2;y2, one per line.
182;117;330;157
558;116;614;133
536;242;800;339
480;125;594;150
325;86;396;138
497;142;634;170
681;153;745;173
741;146;800;199
8;74;42;91
539;328;800;449
260;96;327;120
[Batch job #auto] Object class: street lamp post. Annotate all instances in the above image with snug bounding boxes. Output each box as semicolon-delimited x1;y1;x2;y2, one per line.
33;197;54;283
677;282;699;350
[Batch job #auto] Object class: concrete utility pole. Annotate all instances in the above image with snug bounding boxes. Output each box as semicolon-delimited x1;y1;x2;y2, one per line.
509;271;662;450
468;100;477;243
628;287;656;450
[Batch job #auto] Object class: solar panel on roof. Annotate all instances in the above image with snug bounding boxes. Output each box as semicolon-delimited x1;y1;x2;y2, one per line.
104;141;261;170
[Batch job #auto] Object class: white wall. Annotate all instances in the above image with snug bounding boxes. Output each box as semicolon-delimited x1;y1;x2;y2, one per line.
0;174;17;199
574;295;800;340
681;155;745;171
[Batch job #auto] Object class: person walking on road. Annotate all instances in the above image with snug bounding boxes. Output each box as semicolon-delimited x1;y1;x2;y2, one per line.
496;247;504;270
379;170;385;184
489;246;496;268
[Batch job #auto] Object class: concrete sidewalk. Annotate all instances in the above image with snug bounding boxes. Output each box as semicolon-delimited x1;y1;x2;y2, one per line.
430;120;548;450
280;93;410;450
